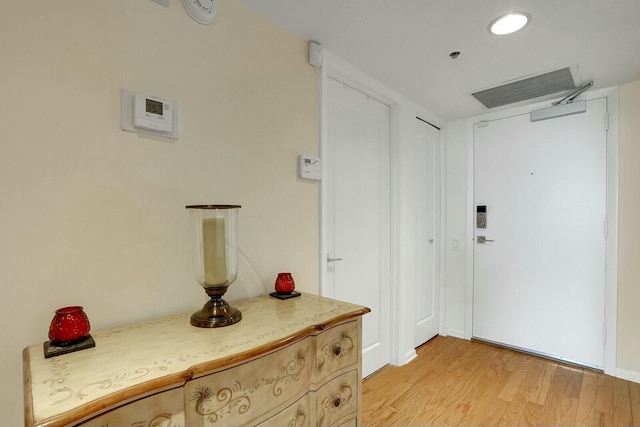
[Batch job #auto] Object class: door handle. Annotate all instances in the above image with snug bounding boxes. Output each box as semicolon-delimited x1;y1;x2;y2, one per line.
327;256;343;262
477;236;495;244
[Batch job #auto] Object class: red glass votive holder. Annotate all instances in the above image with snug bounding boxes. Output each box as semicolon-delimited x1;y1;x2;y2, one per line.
48;306;91;346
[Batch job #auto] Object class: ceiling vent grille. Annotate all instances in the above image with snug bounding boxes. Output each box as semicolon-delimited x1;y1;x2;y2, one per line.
472;68;576;109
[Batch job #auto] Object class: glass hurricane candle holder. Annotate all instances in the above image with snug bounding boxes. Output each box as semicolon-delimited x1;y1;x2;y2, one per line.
186;205;242;328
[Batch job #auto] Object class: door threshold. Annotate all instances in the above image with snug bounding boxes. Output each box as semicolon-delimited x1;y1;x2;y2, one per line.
471;337;603;373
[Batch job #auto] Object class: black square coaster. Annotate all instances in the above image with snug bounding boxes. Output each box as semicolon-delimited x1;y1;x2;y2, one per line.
269;291;301;300
44;335;96;358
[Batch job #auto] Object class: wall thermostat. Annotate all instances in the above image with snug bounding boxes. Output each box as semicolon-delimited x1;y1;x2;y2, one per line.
121;89;179;139
299;155;321;181
134;93;173;133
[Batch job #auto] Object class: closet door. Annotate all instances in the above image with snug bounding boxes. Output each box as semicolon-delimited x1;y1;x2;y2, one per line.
414;118;439;347
326;77;391;377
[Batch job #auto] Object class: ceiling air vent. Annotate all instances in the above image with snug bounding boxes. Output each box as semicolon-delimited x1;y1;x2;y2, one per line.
472;67;576;109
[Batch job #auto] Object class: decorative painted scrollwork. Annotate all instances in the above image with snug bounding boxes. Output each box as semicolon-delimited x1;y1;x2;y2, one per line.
316;381;353;427
286;406;307;427
191;382;250;424
190;349;307;423
144;413;174;427
271;349;306;396
315;331;354;373
45;359;169;405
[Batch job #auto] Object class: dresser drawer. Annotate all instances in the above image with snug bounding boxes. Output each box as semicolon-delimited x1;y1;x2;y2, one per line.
75;387;185;427
315;370;358;427
336;417;357;427
313;321;358;384
186;338;312;427
256;394;311;427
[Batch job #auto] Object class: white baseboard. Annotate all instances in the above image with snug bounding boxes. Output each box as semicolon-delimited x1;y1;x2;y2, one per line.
616;368;640;384
444;328;465;339
404;348;418;365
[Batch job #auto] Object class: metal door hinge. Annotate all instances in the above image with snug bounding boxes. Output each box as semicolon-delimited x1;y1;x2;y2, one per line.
604;218;608;238
605;113;609;131
603;324;607;343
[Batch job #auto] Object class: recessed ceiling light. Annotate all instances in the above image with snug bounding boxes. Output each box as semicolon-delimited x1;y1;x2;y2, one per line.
489;12;530;35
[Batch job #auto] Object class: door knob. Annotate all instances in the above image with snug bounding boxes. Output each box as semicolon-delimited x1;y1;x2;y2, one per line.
327;256;343;262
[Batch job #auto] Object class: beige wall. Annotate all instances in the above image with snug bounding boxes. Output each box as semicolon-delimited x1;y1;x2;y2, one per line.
0;2;318;425
618;79;640;375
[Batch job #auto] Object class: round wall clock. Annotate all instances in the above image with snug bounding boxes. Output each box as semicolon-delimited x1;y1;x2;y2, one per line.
183;0;216;25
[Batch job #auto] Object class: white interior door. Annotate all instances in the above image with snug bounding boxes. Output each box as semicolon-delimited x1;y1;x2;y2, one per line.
414;118;439;347
326;77;390;377
473;97;607;368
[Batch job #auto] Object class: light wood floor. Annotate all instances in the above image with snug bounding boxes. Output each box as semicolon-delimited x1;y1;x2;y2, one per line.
362;335;640;426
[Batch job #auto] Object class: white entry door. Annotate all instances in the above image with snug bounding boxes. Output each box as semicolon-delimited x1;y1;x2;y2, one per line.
473;97;607;368
414;118;439;347
326;77;390;377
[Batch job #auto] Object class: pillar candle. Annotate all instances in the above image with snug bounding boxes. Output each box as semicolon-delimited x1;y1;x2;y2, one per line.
202;218;227;286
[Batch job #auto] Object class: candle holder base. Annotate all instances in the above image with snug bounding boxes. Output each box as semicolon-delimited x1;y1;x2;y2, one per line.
190;295;242;328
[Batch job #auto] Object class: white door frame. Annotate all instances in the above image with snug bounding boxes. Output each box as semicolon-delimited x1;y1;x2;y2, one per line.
464;86;619;375
318;50;445;367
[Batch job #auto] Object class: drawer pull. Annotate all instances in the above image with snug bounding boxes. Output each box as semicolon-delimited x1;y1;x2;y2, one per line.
332;345;342;356
333;397;341;408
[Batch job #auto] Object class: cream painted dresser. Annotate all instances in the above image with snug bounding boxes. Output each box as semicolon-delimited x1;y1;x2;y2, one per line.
23;293;370;427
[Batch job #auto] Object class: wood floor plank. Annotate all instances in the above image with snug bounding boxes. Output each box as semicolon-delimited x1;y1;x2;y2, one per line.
629;381;640;426
556;396;580;427
497;354;532;402
554;368;585;426
595;410;614;426
613;388;633;427
363;379;425;426
520;358;545;401
567;367;585;398
576;369;598;426
388;380;435;423
476;398;511;426
595;372;614;415
517;400;544;426
460;372;512;425
532;364;571;426
499;360;541;425
361;336;639;427
614;377;631;397
410;384;458;426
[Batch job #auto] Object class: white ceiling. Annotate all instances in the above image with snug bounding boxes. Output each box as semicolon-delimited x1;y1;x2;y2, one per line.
239;0;640;121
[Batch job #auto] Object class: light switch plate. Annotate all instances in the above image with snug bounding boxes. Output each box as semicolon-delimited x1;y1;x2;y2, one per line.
299;155;321;181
